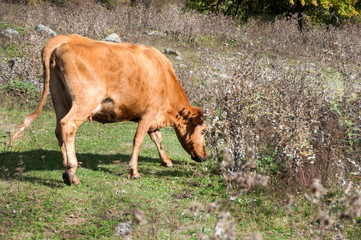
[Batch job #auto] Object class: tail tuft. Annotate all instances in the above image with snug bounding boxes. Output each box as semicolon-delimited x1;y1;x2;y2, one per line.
7;125;26;146
7;113;37;146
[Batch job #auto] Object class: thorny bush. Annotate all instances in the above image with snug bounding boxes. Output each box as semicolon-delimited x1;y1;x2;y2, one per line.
287;179;361;239
204;56;361;189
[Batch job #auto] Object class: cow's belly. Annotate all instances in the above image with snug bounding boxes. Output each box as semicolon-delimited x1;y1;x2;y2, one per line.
91;97;141;124
92;102;116;123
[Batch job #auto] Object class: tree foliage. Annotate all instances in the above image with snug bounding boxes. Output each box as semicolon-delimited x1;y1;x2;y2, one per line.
186;0;361;25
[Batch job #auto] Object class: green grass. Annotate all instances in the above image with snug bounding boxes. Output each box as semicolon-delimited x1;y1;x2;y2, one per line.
0;107;224;239
0;106;359;239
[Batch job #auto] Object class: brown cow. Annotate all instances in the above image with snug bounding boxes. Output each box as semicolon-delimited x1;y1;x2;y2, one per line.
9;34;207;185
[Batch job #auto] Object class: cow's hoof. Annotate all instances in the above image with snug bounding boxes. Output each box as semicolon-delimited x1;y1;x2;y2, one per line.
161;162;173;168
62;171;81;186
73;175;81;185
128;168;140;179
128;174;140;179
62;171;73;186
132;174;140;179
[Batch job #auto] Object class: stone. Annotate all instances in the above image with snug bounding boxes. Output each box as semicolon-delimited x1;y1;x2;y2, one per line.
115;222;133;237
143;30;166;37
164;48;181;57
0;61;10;83
101;33;121;43
35;24;56;37
3;28;19;38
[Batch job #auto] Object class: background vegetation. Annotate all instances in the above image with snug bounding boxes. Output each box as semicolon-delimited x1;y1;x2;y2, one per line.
186;0;361;26
0;0;361;239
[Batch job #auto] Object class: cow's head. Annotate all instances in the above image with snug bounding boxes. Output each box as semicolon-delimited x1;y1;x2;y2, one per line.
175;107;207;162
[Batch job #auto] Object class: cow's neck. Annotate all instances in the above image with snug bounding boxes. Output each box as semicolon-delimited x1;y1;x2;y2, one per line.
169;103;193;132
166;75;194;130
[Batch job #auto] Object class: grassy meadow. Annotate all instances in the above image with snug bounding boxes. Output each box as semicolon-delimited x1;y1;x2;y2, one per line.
0;107;306;239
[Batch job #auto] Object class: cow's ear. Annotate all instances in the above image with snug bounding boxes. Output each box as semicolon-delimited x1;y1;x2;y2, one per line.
191;107;205;126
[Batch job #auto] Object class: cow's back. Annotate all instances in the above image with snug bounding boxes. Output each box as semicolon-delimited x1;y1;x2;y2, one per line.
52;35;188;123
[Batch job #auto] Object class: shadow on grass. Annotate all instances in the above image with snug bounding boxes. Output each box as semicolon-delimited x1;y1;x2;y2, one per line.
0;149;197;187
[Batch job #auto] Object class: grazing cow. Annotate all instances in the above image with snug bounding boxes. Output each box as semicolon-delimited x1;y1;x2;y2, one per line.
9;34;207;185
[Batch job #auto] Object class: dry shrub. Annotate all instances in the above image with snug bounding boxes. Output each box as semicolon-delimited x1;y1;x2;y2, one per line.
127;4;236;43
288;179;361;239
218;147;268;200
1;2;236;40
241;17;361;67
204;57;361;188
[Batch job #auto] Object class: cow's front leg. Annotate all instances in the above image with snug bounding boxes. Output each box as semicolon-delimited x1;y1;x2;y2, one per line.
128;120;150;179
149;129;173;168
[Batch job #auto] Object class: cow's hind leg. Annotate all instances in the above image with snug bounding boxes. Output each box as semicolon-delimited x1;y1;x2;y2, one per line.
59;105;93;186
50;72;74;185
148;129;173;168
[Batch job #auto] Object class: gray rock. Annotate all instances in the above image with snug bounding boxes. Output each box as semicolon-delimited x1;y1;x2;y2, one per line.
115;222;133;237
3;28;19;38
101;33;121;43
216;73;229;79
0;61;11;83
144;30;156;36
164;48;181;57
35;24;56;37
144;30;166;37
0;62;9;72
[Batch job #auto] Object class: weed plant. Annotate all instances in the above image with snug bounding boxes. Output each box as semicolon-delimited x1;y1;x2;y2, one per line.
203;56;361;189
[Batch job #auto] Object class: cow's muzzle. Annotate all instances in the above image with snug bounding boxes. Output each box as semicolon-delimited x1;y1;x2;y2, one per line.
191;155;206;163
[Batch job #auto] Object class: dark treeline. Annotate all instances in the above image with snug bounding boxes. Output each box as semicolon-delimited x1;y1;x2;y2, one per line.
186;0;361;26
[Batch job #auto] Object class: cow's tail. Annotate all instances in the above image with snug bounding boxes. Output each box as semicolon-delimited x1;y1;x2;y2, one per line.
7;35;69;146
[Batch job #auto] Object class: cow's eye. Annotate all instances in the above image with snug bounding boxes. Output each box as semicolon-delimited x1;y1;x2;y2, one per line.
201;129;206;135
